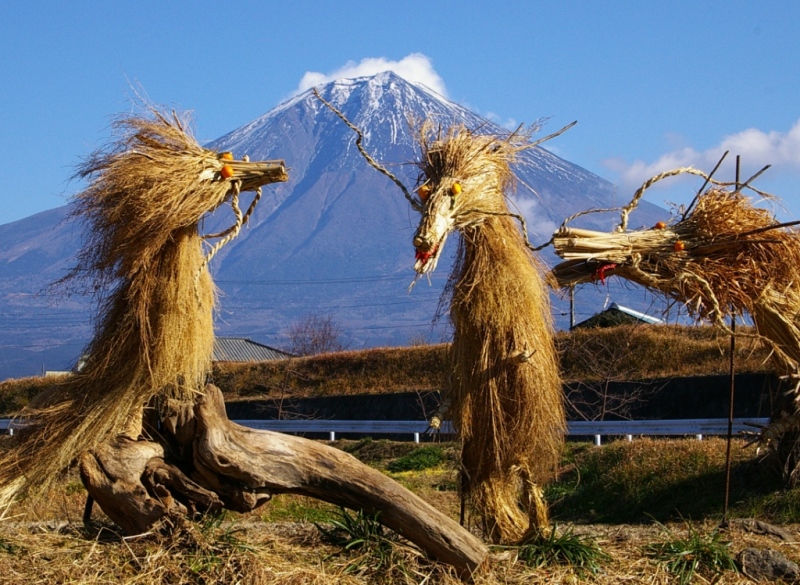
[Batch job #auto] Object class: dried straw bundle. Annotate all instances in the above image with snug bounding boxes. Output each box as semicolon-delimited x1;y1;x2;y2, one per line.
552;187;800;373
414;124;565;543
0;109;286;505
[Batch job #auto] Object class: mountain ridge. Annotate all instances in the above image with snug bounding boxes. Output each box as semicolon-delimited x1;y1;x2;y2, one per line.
0;72;668;380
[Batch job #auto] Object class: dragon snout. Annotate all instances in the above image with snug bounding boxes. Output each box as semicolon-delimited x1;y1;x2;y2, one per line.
414;232;440;251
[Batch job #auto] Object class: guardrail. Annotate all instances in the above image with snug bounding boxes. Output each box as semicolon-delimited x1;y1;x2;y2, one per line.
0;417;770;445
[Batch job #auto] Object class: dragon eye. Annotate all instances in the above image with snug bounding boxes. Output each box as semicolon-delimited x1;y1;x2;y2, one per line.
417;184;432;201
450;182;462;196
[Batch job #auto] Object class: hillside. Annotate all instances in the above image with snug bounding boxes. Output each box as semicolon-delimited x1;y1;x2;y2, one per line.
0;324;774;416
213;324;772;399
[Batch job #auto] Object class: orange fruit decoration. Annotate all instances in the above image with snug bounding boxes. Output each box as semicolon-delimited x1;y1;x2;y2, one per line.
418;184;432;201
674;240;686;251
220;151;234;161
450;182;462;196
220;164;235;179
654;221;667;229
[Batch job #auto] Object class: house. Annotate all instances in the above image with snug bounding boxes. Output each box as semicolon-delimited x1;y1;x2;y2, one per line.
213;337;293;363
572;302;665;329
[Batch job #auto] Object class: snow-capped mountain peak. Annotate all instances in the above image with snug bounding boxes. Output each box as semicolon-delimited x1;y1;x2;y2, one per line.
0;73;666;380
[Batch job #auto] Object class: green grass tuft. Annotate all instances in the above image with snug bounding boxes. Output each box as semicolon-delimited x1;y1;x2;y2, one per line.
512;525;610;576
387;445;445;472
315;507;411;578
644;522;738;585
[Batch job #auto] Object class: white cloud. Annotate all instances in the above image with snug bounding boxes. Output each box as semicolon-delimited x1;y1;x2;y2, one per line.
295;53;447;96
485;111;519;131
509;196;557;242
605;119;800;196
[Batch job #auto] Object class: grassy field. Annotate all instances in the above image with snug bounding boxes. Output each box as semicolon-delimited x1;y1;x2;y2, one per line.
0;324;791;583
0;437;797;584
214;324;774;400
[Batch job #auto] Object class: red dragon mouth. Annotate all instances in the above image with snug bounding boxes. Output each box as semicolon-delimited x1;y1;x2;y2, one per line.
413;233;449;278
414;245;439;266
591;261;618;284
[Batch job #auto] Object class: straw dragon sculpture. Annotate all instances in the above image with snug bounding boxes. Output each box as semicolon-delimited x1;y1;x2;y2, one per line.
550;168;800;483
313;87;570;543
410;123;565;543
0;108;487;576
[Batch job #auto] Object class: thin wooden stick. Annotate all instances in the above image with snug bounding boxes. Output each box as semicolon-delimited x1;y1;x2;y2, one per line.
739;164;772;192
723;315;736;524
736;219;800;238
682;151;728;220
527;120;577;148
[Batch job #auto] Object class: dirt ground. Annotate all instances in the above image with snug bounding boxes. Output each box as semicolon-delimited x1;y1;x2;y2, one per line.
0;439;797;583
0;478;796;584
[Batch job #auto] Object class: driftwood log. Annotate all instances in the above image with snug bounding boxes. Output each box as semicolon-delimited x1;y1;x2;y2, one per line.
80;384;488;576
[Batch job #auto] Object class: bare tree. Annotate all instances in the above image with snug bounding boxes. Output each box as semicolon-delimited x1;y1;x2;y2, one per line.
288;313;345;356
563;323;660;421
408;333;431;346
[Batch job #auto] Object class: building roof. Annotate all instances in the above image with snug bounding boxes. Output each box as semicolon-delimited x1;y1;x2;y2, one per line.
607;303;664;325
573;302;664;329
213;337;293;362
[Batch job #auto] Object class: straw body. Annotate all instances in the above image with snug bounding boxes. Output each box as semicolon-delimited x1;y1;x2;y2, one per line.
412;124;564;542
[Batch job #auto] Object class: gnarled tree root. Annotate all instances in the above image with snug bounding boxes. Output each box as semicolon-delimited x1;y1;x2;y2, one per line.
80;384;488;577
79;438;224;535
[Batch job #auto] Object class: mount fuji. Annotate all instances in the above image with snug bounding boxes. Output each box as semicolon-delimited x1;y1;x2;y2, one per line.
0;72;667;380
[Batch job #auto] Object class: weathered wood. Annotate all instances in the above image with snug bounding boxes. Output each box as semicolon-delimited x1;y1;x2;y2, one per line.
79;438;171;534
80;384;488;577
186;384;488;576
143;458;224;516
80;436;223;534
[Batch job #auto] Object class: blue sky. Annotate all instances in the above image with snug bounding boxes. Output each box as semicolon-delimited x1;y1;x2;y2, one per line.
2;1;799;224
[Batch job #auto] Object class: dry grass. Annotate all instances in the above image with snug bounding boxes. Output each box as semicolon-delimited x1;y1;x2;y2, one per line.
1;325;775;412
558;323;772;382
0;520;779;584
216;325;773;398
0;439;796;584
0;377;61;416
213;345;450;399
